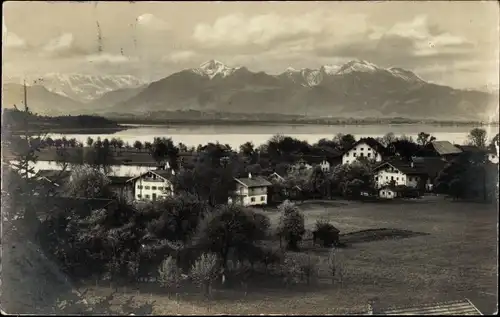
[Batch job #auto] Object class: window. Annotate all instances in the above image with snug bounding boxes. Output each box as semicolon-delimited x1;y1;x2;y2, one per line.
360;147;364;151
145;194;150;199
386;176;388;180
375;177;379;181
251;197;256;202
137;185;143;189
152;186;157;190
360;153;364;157
145;186;150;190
391;176;394;181
260;196;265;201
152;193;157;201
345;153;349;157
396;177;399;181
137;194;142;198
368;153;371;157
408;177;412;182
353;153;357;157
158;186;163;190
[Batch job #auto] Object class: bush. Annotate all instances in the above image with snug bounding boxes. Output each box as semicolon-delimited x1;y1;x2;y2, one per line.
277;201;305;251
313;220;340;247
189;252;220;296
158;256;182;290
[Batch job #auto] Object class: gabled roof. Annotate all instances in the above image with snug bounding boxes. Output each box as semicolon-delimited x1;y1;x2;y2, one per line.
345;137;389;156
268;172;285;182
373;160;428;176
411;157;448;178
429;141;462;155
235;176;272;188
457;145;497;155
37;170;72;184
108;175;132;185
376;299;482;315
125;169;175;183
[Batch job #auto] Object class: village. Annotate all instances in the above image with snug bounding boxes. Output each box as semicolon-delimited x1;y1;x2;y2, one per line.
8;131;499;206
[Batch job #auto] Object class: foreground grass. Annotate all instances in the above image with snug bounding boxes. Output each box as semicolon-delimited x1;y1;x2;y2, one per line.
77;196;498;314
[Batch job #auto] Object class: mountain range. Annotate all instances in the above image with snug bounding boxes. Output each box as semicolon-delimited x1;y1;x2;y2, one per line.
2;60;498;120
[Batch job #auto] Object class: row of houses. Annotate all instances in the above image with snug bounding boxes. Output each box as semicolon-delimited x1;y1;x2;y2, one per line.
13;137;499;205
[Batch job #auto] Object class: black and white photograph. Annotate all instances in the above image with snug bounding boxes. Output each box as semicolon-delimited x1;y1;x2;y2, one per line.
1;1;499;315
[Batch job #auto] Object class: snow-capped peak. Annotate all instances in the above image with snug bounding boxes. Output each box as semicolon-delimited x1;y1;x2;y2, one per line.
320;65;341;75
336;60;380;75
387;67;424;83
193;60;239;79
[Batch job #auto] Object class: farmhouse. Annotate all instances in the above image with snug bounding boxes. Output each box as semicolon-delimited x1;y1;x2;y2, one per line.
230;173;272;206
126;169;175;202
342;137;388;165
416;141;462;161
288;159;313;173
373;160;428;189
456;145;499;164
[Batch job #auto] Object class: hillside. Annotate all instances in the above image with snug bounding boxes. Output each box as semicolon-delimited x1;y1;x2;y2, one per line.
113;60;497;121
4;74;146;103
2;83;86;115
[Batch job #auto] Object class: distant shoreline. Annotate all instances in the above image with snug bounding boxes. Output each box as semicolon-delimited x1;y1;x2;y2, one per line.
113;118;499;127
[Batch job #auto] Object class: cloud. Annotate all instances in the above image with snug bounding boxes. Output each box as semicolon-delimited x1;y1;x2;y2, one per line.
43;33;74;52
3;17;27;49
315;14;478;69
192;12;367;48
136;13;169;30
85;53;137;64
162;50;197;63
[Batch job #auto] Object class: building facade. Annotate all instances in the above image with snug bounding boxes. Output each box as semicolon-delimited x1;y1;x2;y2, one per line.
230;174;272;206
127;170;175;202
342;138;386;165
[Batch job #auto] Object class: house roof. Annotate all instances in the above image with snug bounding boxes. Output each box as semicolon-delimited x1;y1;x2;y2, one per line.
456;145;497;155
375;299;482;315
37;170;72;183
235;176;272;188
411;157;448;178
268;172;285;182
345;137;389;156
374;160;428;176
108;175;132;185
125;169;175;183
429;141;463;156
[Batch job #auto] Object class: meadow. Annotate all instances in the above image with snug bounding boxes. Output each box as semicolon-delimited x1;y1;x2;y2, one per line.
76;196;498;315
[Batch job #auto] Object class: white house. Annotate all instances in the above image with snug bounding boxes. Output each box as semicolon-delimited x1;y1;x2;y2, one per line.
288;159;313;173
342;138;387;165
373;161;428;190
318;159;331;172
378;186;399;200
126;169;175;202
230;173;272;206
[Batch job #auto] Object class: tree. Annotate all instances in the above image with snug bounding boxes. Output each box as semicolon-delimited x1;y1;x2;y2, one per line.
152;137;179;169
158;256;182;296
388;139;420;161
489;133;499;151
63;165;112;198
133;140;143;152
380;132;397;146
189;253;220;297
333;133;356;151
277;200;305;251
194;204;270;268
86;137;94;147
417;132;436;146
466;128;488;149
144;142;153;153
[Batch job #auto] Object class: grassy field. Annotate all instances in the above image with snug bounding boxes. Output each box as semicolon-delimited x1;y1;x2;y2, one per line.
76;196;498;315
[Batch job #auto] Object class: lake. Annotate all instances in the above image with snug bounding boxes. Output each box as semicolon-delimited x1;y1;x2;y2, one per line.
48;123;499;149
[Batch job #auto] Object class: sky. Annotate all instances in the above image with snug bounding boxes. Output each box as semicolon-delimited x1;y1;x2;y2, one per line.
2;1;499;89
